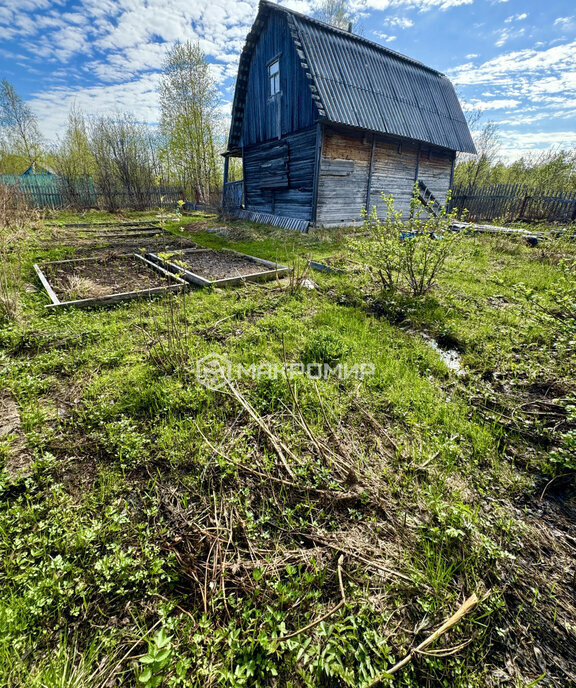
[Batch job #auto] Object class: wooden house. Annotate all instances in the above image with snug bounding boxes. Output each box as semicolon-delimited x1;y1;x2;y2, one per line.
223;1;476;229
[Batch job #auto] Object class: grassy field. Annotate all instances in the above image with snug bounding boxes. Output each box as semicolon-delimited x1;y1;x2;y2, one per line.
0;209;575;687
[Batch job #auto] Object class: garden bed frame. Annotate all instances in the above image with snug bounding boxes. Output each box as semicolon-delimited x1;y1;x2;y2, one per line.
146;249;291;287
33;253;187;309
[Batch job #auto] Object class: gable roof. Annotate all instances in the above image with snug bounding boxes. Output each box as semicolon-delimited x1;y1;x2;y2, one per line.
228;1;476;154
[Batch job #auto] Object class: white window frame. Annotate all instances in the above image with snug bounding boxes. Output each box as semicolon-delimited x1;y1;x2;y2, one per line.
268;58;280;97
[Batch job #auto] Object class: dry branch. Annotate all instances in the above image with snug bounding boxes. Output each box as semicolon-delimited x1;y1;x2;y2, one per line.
223;377;298;479
367;593;479;686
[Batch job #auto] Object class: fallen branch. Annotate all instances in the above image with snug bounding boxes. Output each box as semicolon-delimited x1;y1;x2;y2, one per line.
195;421;355;499
337;555;346;603
296;531;414;584
276;600;345;643
367;593;479;686
539;472;573;501
223;377;298;479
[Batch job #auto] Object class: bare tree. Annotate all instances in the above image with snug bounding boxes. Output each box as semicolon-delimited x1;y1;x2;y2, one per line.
315;0;364;31
454;112;501;188
0;80;43;168
52;107;97;208
88;114;160;211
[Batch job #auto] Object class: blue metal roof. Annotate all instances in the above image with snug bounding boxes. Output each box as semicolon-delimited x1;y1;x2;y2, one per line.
228;1;476;154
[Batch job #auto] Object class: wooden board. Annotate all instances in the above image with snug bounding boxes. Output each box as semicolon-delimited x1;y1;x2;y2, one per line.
147;249;291;287
34;254;187;309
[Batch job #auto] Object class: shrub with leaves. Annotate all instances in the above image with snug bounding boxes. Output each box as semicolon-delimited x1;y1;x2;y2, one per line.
516;257;576;365
351;185;464;296
138;628;173;688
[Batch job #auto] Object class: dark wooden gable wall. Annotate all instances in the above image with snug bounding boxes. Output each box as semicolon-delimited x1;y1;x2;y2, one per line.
241;12;316;147
243;126;318;220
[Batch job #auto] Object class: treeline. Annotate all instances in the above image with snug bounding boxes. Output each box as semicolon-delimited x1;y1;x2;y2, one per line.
0;41;227;210
455;149;576;193
454;120;576;193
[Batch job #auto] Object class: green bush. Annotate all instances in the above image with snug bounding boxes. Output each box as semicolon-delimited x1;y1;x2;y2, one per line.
301;331;348;366
351;185;464;296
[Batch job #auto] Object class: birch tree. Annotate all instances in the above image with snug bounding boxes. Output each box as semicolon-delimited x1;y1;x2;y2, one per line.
52;107;97;207
316;0;364;31
0;79;43;168
454;117;502;188
159;41;220;203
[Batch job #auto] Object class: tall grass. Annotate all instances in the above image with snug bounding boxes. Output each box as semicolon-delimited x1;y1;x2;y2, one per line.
0;183;29;322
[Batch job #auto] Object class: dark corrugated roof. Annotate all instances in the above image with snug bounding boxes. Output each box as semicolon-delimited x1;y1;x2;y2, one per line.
228;1;476;154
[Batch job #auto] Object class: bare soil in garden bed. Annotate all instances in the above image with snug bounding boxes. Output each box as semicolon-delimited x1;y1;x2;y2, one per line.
49;229;200;258
44;255;175;301
172;250;275;281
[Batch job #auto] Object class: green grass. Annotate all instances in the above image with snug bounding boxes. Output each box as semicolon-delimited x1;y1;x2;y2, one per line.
0;210;574;687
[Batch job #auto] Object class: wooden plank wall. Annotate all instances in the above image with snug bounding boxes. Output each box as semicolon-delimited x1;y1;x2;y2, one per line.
369;140;419;218
241;12;316;147
316;126;454;225
418;149;453;208
243;126;316;221
316;128;371;225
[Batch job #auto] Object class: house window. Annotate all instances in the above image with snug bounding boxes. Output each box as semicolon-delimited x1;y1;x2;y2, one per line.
268;59;280;96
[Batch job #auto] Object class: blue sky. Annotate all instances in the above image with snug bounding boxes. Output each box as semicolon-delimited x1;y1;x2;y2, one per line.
0;0;574;161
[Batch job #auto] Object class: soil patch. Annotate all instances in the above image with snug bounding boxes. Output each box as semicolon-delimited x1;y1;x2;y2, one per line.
49;227;200;257
0;390;32;480
173;250;273;281
44;255;177;301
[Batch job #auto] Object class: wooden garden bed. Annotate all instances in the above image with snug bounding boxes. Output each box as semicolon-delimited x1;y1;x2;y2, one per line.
34;254;186;308
50;225;200;257
147;249;291;287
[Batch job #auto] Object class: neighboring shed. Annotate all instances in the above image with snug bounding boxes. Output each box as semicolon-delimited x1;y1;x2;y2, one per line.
223;0;475;228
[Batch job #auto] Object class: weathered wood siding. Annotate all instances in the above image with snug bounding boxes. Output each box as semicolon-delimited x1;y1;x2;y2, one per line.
316;128;371;225
316;126;454;225
243;127;316;220
241;12;316;147
369;140;419;218
418;149;454;207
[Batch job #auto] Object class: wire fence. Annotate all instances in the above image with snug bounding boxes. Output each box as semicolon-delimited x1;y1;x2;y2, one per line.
450;183;576;223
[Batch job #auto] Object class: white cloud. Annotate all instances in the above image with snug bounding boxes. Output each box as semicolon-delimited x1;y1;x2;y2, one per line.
504;13;527;23
364;0;473;10
495;27;525;47
28;75;163;140
449;40;576;94
3;0;261;139
383;16;414;28
499;130;576;161
451;39;576;160
2;0;572;166
462;98;520;111
374;31;397;42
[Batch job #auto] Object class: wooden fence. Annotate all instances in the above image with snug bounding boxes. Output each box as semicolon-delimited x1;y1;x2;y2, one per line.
0;174;185;210
222;180;244;209
450;183;576;223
